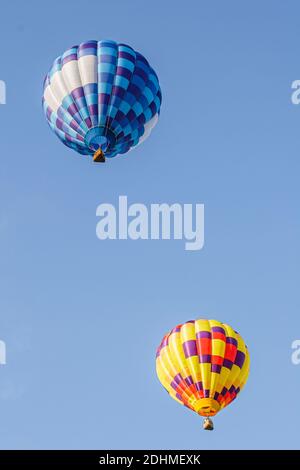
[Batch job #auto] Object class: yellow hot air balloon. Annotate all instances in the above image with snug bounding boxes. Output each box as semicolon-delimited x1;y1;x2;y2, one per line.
156;318;250;430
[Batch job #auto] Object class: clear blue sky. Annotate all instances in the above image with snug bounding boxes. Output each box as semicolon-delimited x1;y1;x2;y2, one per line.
0;0;300;450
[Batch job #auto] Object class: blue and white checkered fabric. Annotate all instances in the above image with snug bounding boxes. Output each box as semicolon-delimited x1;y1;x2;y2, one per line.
43;40;162;159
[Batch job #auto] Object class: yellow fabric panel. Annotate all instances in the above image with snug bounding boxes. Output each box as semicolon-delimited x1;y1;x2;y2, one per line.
195;318;210;334
168;332;190;379
187;355;202;384
181;321;196;341
200;363;211;394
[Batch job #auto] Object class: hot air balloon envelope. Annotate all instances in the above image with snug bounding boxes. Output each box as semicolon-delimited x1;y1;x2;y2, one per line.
156;318;250;430
43;40;162;162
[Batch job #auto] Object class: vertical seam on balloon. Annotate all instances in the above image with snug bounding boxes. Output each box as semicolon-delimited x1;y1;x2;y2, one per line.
213;321;225;404
104;42;119;147
60;48;86;128
224;330;240;406
113;45;138;147
77;44;94;133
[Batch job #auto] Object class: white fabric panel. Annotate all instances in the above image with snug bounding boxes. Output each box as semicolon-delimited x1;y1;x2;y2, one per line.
78;55;97;86
62;60;82;93
44;84;60;113
49;70;68;104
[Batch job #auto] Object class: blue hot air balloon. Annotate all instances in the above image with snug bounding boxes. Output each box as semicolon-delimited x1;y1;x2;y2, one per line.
43;40;162;162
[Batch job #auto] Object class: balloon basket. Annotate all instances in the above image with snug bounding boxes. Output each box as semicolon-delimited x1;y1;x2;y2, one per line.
203;417;214;431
